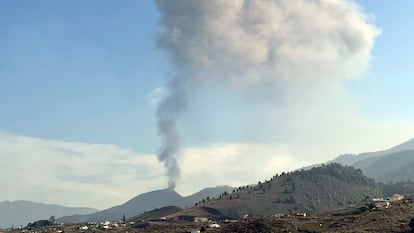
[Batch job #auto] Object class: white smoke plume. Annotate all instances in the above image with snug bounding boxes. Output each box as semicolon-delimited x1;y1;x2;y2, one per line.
154;0;380;189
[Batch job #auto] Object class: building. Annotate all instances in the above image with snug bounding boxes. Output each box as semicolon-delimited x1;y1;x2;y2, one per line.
194;217;208;223
374;200;390;209
391;194;404;201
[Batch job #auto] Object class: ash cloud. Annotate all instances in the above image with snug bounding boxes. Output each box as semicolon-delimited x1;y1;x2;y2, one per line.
154;0;380;188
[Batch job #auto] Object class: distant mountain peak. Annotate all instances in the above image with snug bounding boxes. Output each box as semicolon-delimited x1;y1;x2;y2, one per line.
57;185;233;223
0;201;98;229
389;137;414;150
313;137;414;184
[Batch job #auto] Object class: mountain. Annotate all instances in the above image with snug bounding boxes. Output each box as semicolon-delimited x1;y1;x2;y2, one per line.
219;195;414;233
130;206;183;222
13;194;414;233
58;189;182;223
304;138;414;182
166;163;381;219
176;186;235;207
351;150;414;182
0;200;98;229
57;186;233;223
331;138;414;165
380;181;414;197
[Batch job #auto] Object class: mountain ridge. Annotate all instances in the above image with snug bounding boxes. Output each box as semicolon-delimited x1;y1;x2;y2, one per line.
165;163;381;220
333;138;414;165
0;200;98;229
303;137;414;182
57;186;233;223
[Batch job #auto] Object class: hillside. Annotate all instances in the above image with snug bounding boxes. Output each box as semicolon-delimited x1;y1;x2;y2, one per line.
351;150;414;182
0;200;98;229
220;195;414;233
380;181;414;197
57;186;232;223
167;163;381;219
305;138;414;183
11;195;414;233
333;138;414;165
130;206;182;222
57;189;181;223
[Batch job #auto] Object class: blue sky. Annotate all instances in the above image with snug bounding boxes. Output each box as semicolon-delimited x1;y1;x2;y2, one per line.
1;1;413;152
0;0;258;152
0;1;164;151
1;0;414;209
348;1;414;120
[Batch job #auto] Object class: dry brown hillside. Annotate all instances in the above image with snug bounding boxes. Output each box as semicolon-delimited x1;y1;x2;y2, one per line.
168;163;381;219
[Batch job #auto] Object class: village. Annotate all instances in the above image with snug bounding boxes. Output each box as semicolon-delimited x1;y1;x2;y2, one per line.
372;193;405;209
2;193;411;233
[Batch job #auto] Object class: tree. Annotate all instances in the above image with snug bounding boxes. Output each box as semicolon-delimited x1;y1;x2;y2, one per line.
48;216;55;224
367;202;376;210
409;217;414;232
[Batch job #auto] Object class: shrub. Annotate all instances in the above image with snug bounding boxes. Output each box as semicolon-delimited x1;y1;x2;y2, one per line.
367;202;376;210
357;205;369;213
409;217;414;232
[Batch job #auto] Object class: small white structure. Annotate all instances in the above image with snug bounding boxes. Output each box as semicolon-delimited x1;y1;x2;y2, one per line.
392;194;404;201
296;213;307;217
79;226;88;230
194;217;208;223
374;200;390;208
208;223;220;228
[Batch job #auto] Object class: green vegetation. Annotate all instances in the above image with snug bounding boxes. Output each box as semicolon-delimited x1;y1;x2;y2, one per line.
302;163;376;186
352;150;414;183
379;180;414;197
187;163;381;218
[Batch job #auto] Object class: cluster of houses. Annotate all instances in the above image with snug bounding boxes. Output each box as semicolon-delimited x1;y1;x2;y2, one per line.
273;211;307;219
372;194;404;208
78;221;132;231
185;222;221;233
269;193;406;219
8;194;407;233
